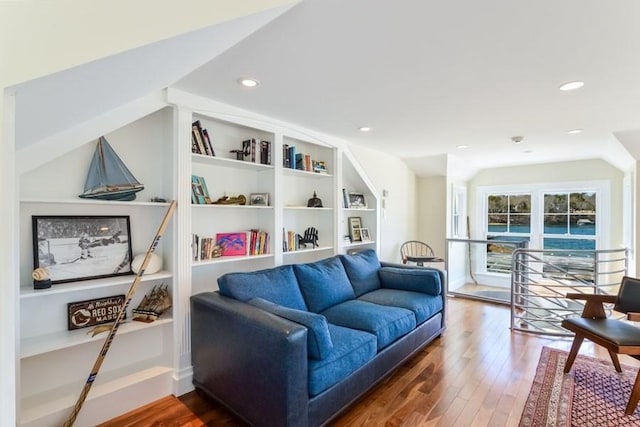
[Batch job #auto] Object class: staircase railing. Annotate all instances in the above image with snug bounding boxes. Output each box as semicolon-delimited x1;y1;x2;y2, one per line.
510;247;629;335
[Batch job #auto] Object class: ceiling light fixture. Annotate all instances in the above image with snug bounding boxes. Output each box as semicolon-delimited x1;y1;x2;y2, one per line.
456;144;469;149
559;81;584;91
359;127;371;132
238;78;259;88
567;129;583;134
511;136;524;144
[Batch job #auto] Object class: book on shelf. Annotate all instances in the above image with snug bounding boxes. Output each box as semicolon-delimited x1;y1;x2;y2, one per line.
342;188;349;208
192;120;215;156
241;139;271;165
282;228;300;252
260;140;271;165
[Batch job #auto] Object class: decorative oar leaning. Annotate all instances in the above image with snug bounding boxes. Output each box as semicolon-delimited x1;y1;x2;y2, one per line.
63;200;176;427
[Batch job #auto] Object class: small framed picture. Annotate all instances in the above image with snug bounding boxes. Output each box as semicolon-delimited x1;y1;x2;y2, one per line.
348;192;367;209
32;215;133;284
348;217;362;242
249;193;269;206
360;228;371;242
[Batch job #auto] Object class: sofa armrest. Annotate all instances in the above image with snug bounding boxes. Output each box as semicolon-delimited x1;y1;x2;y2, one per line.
378;264;445;296
191;292;309;427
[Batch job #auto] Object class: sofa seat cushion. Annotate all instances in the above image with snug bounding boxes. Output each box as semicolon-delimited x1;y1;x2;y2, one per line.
218;265;307;310
294;256;356;313
321;300;416;350
247;298;333;360
339;249;381;296
358;289;444;325
378;267;442;296
308;324;377;396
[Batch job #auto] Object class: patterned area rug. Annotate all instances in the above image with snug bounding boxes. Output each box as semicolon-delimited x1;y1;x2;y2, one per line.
520;346;640;426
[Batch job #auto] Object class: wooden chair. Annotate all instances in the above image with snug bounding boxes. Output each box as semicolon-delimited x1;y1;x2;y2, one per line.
561;276;640;415
400;240;436;266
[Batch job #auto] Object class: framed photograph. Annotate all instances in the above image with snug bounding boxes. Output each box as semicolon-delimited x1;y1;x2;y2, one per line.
348;216;362;242
191;175;211;204
360;228;371;242
32;216;133;284
249;193;269;206
348;192;367;209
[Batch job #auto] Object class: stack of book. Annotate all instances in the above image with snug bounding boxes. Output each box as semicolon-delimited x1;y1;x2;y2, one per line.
282;144;327;173
192;121;215;156
248;229;270;255
242;138;271;165
283;228;298;252
192;235;220;261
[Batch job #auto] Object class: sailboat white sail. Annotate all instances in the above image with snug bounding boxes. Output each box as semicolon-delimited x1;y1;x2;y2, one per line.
79;136;144;201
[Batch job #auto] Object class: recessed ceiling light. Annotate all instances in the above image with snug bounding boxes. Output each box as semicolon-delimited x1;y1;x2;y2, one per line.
567;129;583;134
524;150;533;154
238;78;259;88
559;81;584;91
359;127;371;132
456;144;469;149
511;136;524;144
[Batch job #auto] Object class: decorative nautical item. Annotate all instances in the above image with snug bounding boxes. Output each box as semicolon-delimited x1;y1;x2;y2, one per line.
32;267;52;289
132;284;172;322
307;191;323;208
79;136;144;201
297;227;319;248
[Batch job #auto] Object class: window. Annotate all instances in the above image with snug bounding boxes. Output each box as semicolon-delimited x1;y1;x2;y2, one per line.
543;191;596;251
487;194;531;234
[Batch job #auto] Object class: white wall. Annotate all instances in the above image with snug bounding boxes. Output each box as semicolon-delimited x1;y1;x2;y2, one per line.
417;176;447;258
347;143;417;263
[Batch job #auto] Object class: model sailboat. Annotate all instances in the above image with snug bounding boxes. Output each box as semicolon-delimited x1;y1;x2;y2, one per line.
79;136;144;201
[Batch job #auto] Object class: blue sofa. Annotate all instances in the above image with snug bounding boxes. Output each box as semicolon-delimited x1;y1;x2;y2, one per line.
190;249;446;427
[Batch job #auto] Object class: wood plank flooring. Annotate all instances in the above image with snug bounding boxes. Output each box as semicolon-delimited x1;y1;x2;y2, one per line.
99;296;639;426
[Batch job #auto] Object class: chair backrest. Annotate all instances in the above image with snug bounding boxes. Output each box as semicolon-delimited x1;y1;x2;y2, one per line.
614;276;640;314
400;240;435;264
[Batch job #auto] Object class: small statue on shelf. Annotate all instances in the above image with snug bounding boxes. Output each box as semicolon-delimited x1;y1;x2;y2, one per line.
297;227;319;248
32;267;52;290
212;194;247;205
307;191;323;208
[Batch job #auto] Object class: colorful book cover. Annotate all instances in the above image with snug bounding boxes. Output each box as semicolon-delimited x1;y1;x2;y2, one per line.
216;232;247;256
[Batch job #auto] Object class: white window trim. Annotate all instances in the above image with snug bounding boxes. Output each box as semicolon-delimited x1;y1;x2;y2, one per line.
476;180;611;251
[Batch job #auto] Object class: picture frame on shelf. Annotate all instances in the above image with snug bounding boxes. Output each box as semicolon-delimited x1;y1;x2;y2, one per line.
348;216;362;242
191;175;211;204
32;215;133;284
249;192;269;206
348;192;367;208
216;232;247;256
360;228;371;242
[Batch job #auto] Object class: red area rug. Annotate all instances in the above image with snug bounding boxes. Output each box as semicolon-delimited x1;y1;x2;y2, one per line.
520;346;640;426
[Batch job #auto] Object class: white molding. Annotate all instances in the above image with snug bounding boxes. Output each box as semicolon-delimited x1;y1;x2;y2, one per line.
2;91;18;427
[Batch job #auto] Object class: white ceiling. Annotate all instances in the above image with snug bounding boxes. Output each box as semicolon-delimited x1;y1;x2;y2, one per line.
175;0;640;175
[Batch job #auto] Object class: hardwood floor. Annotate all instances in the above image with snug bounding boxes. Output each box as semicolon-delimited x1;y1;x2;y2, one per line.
99;296;639;426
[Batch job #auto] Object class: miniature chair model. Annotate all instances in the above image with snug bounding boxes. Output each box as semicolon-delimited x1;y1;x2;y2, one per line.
561;276;640;415
400;240;436;266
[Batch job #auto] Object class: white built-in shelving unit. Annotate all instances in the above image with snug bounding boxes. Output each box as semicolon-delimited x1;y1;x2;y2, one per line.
13;89;379;426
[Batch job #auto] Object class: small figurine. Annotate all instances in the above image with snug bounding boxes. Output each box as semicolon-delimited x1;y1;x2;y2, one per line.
307;191;323;208
32;267;52;289
297;227;319;248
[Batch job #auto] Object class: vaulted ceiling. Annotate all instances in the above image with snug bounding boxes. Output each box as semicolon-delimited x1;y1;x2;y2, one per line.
12;0;640;176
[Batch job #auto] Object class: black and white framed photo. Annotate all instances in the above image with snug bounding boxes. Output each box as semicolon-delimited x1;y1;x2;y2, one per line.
348;216;362;242
360;228;372;242
32;215;133;284
348;192;367;208
249;192;269;206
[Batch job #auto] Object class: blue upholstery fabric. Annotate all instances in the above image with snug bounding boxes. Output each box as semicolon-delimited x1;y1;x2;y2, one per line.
358;289;444;325
378;267;442;296
308;324;377;396
339;249;382;296
321;300;416;350
294;257;356;313
247;297;333;360
218;265;307;310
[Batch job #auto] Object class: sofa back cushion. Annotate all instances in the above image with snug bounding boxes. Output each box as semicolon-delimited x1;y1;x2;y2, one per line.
218;264;307;310
339;249;381;296
294;256;356;313
248;298;333;360
378;267;442;296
